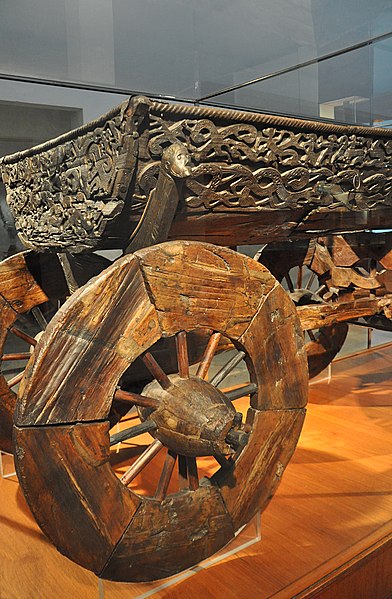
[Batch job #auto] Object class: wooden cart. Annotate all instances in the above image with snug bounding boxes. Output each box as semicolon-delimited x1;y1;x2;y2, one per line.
0;96;391;582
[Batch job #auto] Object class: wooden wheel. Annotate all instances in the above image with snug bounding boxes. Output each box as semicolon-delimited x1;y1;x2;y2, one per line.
14;241;307;582
256;240;349;379
0;251;69;452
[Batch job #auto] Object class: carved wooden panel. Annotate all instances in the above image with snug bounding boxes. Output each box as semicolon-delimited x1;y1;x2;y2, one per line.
2;97;392;254
138;102;392;219
0;97;150;253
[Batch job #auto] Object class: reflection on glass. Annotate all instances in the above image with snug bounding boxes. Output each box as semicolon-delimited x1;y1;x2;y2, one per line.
0;0;391;103
206;42;392;127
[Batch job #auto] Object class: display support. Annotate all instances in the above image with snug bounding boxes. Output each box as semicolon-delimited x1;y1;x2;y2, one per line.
0;450;16;480
97;510;261;598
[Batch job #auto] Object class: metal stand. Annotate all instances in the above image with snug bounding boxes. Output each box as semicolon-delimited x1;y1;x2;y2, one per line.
97;510;261;598
0;450;16;480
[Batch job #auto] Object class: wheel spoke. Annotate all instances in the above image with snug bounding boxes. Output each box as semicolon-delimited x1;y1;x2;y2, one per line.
109;420;157;446
210;351;245;387
186;457;199;491
120;439;163;486
155;450;177;501
141;352;171;390
8;371;24;388
114;388;160;409
297;265;303;289
225;383;257;402
10;327;37;347
284;272;294;293
196;332;221;380
305;271;316;290
2;352;31;361
315;284;326;296
178;455;188;490
175;331;189;378
31;306;48;331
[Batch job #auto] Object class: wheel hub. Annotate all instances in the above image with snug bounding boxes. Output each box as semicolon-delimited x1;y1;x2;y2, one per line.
141;374;237;457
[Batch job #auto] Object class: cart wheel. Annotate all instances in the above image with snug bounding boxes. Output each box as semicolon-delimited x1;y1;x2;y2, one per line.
14;241;307;582
256;241;348;378
0;251;70;452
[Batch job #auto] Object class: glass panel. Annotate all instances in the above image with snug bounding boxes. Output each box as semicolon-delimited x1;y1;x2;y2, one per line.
206;44;389;126
373;37;392;127
112;0;196;97
0;1;392;102
195;0;392;99
0;0;196;98
0;78;128;129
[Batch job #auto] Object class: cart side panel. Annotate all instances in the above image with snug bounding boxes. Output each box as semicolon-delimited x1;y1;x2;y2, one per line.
0;97;150;253
133;102;392;244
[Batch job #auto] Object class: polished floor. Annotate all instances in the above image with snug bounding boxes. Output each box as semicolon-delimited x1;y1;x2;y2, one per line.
0;342;391;598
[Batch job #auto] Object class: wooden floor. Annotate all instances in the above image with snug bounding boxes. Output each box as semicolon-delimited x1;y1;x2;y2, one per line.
0;345;391;598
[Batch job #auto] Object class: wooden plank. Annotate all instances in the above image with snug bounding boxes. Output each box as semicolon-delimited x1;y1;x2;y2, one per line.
212;407;305;531
238;284;308;410
99;485;235;582
0;251;72;450
136;241;277;340
168;207;392;247
297;295;392;330
0;251;48;313
14;422;140;574
16;254;161;426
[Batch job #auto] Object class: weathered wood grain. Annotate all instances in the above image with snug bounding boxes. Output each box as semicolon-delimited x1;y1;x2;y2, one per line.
14;422;140;573
136;240;277;340
126;143;191;254
16;254;161;426
0;97;149;253
238;284;308;410
0;251;57;452
99;484;234;582
142;375;237;458
168;208;392;247
297;296;392;330
212;408;306;530
0;252;48;313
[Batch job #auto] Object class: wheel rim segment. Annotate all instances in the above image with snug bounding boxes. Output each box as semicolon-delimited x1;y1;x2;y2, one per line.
0;251;69;452
14;241;308;582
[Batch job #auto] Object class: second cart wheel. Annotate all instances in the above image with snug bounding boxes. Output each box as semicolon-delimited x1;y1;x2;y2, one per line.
14;241;308;582
256;240;348;378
